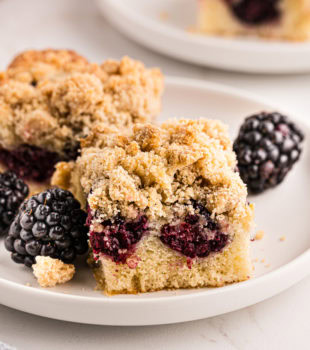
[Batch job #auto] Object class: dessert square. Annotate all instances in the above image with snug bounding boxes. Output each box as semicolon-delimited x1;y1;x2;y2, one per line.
53;119;254;295
0;49;163;193
197;0;310;41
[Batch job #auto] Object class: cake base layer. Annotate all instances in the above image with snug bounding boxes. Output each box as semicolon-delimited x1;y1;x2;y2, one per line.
198;0;310;41
88;206;254;295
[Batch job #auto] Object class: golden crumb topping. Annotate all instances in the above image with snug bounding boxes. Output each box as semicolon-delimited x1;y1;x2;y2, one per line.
32;256;75;288
0;49;163;155
77;118;249;224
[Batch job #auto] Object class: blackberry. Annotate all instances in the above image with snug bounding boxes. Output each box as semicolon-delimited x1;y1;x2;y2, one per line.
0;145;61;182
160;201;228;259
4;188;89;267
88;212;149;263
225;0;280;25
0;171;29;234
234;112;304;194
0;143;80;183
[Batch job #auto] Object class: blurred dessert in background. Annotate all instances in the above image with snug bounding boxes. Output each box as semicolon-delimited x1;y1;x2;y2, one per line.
197;0;310;41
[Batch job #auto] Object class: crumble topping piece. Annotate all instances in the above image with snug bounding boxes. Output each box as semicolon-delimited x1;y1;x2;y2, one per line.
32;256;75;288
0;49;163;156
78;118;247;222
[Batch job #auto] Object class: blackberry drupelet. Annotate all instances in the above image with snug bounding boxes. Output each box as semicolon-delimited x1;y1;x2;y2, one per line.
0;171;29;234
234;112;304;193
4;188;89;267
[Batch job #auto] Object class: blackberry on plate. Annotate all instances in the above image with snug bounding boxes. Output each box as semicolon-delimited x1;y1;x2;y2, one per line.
234;112;304;193
4;188;89;267
0;171;29;234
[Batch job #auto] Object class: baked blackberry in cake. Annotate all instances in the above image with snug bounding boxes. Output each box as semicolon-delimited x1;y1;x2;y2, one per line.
197;0;310;41
0;49;163;193
52;119;254;295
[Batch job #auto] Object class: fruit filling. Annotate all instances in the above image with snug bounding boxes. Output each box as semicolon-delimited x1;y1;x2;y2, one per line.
0;144;79;182
160;202;229;259
88;213;149;263
225;0;280;25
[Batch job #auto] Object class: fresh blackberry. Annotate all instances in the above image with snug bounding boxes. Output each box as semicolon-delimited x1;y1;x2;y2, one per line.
4;188;89;267
0;171;29;234
234;112;304;194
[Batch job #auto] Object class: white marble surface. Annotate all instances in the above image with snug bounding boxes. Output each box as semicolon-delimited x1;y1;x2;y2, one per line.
0;0;309;348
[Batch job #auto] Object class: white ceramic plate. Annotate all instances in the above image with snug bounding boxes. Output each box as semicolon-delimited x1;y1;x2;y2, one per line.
0;77;309;326
97;0;310;74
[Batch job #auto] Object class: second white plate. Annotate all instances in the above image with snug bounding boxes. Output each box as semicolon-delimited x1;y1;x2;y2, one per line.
97;0;310;74
0;77;309;325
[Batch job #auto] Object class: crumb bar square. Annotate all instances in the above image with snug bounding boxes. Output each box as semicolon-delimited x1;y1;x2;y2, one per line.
53;119;254;295
0;49;163;191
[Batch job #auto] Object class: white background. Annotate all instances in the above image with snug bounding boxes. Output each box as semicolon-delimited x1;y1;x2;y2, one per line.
0;0;309;349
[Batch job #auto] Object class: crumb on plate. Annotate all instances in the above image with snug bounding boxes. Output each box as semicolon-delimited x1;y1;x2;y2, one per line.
254;230;265;240
32;256;75;288
159;11;169;21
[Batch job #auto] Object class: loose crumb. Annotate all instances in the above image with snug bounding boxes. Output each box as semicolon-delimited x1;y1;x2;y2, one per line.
186;26;196;33
159;11;169;21
279;236;286;242
254;230;265;241
25;282;31;287
265;264;271;268
32;256;75;288
260;259;265;263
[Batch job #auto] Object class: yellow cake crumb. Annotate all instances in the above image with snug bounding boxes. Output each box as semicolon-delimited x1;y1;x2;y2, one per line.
32;256;75;288
159;11;169;21
254;230;265;241
279;236;286;242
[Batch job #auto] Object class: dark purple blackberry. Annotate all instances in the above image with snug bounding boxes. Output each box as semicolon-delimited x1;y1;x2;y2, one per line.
4;188;89;267
160;202;228;259
234;112;304;194
0;145;61;182
0;171;29;234
88;212;149;263
0;143;80;183
225;0;280;25
62;141;80;161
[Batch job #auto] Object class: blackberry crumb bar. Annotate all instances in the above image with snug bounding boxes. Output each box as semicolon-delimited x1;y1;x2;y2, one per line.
0;49;163;193
53;119;254;295
197;0;310;41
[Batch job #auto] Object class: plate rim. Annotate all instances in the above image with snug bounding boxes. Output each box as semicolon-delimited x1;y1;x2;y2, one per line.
99;0;310;52
0;76;309;324
97;0;310;73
